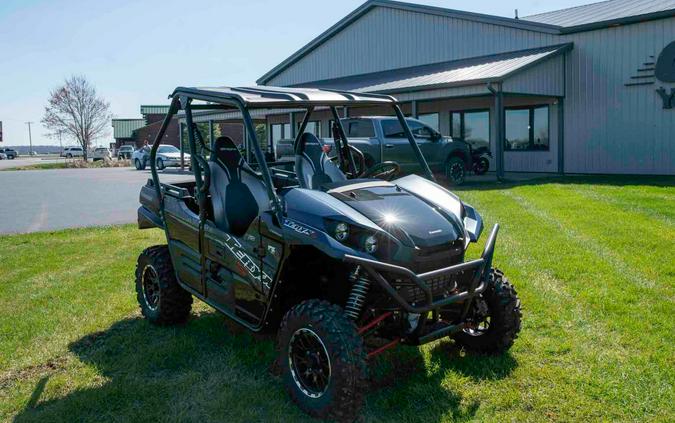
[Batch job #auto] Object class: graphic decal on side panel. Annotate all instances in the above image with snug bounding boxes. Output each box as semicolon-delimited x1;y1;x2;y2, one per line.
221;233;273;293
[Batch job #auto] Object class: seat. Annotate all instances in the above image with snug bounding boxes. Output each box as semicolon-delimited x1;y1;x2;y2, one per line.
294;133;346;190
208;136;270;236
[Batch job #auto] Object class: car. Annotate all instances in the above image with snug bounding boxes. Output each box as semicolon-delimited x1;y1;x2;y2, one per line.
117;145;135;160
61;146;84;158
276;116;472;185
0;152;6;160
91;147;112;161
0;148;17;159
132;144;189;170
134;86;521;421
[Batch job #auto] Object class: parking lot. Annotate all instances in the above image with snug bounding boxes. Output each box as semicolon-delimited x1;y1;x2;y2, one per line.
0;167;191;234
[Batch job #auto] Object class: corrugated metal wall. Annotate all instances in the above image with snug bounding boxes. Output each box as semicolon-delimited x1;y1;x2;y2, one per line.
268;7;558;86
560;18;675;174
265;5;675;175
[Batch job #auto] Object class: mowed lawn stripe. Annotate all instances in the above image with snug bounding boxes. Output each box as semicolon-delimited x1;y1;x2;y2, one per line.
459;187;673;420
0;226;164;372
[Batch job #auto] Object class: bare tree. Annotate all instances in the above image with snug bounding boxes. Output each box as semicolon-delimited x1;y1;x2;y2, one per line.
42;75;111;160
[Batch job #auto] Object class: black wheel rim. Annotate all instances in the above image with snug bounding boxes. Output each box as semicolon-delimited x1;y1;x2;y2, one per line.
141;265;160;310
463;298;490;336
288;328;331;398
447;162;464;183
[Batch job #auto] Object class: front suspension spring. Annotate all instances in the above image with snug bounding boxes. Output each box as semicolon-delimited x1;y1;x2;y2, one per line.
345;266;371;320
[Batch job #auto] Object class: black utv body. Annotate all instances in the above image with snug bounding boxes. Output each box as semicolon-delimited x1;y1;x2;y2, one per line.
135;86;521;421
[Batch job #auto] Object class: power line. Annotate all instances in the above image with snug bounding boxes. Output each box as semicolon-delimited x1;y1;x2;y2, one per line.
25;122;33;154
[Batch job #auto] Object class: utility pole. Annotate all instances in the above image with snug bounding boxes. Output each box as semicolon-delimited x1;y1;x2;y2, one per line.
25;121;34;155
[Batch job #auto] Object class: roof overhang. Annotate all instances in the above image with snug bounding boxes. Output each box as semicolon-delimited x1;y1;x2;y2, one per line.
296;43;573;96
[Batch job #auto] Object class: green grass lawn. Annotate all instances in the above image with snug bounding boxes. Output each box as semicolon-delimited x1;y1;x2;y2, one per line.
1;176;673;422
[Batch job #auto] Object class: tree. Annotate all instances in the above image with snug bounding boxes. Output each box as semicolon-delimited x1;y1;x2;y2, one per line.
42;75;111;160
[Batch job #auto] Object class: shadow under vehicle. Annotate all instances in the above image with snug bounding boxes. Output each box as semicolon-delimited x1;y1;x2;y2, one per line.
135;86;521;421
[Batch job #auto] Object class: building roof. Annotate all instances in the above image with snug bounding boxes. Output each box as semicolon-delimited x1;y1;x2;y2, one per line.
111;119;145;139
299;44;572;94
257;0;675;85
171;86;396;108
523;0;675;29
140;105;170;115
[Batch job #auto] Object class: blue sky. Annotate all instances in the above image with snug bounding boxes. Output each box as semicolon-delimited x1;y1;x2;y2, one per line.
0;0;592;147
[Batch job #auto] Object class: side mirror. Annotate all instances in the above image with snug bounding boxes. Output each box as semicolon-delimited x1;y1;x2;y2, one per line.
431;131;442;141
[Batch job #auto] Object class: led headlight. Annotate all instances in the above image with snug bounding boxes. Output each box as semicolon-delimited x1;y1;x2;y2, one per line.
364;235;378;254
335;222;349;241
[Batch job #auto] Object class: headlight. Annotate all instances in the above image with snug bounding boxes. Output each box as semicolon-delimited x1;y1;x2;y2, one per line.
335;223;349;241
364;235;378;254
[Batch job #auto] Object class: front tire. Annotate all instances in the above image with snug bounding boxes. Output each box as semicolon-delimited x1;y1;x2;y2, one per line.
445;156;466;185
278;300;368;422
453;269;521;354
135;159;145;170
135;245;192;325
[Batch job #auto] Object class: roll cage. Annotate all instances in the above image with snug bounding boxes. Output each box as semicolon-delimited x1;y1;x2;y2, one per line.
149;86;435;226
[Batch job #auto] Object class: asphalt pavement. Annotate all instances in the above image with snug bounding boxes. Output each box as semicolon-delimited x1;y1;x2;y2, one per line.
0;167;192;234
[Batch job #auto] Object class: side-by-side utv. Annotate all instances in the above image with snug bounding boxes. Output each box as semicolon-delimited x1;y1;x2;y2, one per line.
135;86;521;421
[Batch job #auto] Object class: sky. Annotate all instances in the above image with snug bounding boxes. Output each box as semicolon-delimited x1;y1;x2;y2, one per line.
0;0;594;147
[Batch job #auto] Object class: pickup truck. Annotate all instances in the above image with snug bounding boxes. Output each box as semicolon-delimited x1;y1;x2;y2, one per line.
275;116;471;184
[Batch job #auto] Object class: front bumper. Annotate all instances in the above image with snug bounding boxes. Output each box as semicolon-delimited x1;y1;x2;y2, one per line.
344;224;499;314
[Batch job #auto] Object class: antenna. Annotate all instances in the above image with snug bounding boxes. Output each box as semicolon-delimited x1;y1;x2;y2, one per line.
515;9;519;19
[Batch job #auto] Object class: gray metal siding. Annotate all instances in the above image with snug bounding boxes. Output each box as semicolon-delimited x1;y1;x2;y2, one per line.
503;54;566;97
268;6;558;86
560;17;675;174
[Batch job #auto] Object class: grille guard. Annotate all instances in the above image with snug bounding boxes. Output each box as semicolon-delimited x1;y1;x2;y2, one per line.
344;224;499;314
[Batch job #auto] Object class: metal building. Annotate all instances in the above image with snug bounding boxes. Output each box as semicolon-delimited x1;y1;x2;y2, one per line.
251;0;675;176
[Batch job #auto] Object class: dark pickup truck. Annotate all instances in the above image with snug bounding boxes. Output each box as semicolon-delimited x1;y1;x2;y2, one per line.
276;116;471;184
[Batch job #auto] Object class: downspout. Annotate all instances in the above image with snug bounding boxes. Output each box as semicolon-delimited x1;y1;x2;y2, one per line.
487;82;505;181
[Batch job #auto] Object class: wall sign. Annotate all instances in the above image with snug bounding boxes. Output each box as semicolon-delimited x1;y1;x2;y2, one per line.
626;41;675;109
655;41;675;109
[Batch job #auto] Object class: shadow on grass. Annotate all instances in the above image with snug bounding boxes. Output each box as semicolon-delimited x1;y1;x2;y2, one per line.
14;314;516;422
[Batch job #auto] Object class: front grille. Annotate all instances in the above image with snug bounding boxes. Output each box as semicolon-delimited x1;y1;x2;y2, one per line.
410;241;465;274
392;269;475;305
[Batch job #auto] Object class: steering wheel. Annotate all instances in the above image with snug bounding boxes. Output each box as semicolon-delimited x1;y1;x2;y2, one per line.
331;145;367;178
362;161;401;181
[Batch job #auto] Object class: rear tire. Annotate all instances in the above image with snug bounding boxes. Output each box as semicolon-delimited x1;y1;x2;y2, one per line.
277;300;368;422
445;156;466;185
453;269;521;354
156;158;165;170
135;245;192;325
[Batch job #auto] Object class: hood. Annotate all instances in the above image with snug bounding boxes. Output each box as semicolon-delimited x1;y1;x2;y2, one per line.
329;182;464;248
158;152;189;159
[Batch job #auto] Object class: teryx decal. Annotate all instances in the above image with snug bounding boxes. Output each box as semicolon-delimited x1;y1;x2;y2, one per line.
221;233;273;293
283;219;318;238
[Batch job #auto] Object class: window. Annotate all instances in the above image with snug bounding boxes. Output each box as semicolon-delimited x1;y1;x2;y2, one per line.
417;113;439;132
157;145;179;154
381;119;436;139
297;120;321;137
345;120;375;138
450;110;490;150
505;105;549;151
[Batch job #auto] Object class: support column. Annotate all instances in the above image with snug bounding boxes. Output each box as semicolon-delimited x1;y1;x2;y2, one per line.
411;100;418;118
289;112;297;138
557;98;565;175
493;85;505;181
